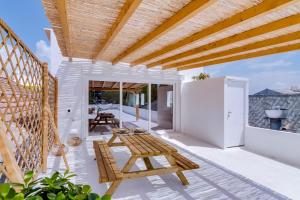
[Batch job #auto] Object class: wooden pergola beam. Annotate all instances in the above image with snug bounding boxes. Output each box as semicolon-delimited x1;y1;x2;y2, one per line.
111;0;214;64
150;13;300;68
112;82;119;88
164;30;300;69
178;43;300;71
126;83;136;89
89;87;140;93
93;0;142;61
56;0;72;59
132;0;295;66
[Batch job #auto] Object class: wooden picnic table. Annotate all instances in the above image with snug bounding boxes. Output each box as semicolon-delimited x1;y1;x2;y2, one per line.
107;128;146;146
89;113;118;131
93;133;199;196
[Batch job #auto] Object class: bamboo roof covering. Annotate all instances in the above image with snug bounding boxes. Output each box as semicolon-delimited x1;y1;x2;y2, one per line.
89;81;147;92
42;0;300;70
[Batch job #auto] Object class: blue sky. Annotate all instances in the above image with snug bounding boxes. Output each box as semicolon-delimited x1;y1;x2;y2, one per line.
1;0;51;61
1;0;300;94
203;51;300;94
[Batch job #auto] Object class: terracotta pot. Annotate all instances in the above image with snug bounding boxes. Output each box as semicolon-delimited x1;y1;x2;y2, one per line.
52;144;68;156
67;136;82;146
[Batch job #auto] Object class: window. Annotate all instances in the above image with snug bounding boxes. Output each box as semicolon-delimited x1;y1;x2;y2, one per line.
167;91;173;108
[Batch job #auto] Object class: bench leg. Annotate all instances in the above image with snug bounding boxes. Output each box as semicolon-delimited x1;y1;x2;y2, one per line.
175;171;189;185
143;157;154;170
104;156;137;196
165;155;189;185
122;156;137;172
105;180;121;196
107;134;117;146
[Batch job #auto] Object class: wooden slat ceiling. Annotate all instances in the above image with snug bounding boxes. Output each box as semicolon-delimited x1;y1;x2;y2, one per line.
42;0;300;71
89;81;146;92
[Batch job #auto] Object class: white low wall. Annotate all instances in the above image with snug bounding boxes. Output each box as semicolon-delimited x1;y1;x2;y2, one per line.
245;126;300;168
122;105;158;122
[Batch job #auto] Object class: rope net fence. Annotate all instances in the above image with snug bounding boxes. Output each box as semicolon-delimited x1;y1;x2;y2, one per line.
0;19;58;183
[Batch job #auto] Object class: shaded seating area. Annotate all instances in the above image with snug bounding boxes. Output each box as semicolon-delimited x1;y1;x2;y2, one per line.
2;0;300;198
89;112;119;132
93;132;199;196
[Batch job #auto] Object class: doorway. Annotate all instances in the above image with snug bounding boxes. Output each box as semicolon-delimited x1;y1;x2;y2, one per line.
87;80;175;136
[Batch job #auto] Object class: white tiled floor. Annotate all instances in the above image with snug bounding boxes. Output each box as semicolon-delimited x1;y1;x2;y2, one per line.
158;131;300;200
89;109;159;136
45;131;300;200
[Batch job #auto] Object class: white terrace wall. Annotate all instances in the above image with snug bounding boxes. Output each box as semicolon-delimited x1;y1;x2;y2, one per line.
122;105;158;122
55;60;181;140
245;126;300;168
181;78;225;148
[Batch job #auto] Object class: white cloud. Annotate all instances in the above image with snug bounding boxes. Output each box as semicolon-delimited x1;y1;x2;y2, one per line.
248;69;300;94
247;59;292;70
35;40;50;62
204;64;228;76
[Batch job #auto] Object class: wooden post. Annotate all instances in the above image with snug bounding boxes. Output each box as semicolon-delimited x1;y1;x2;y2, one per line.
0;119;23;183
46;107;70;170
54;78;58;127
135;92;140;121
135;105;140;121
42;63;49;173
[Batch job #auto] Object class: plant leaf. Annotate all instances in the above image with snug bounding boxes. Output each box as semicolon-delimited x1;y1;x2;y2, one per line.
12;193;24;200
6;187;17;199
74;194;86;200
26;195;43;200
47;193;57;200
100;194;111;200
87;193;101;200
82;185;91;194
24;171;34;184
56;192;66;200
0;183;11;198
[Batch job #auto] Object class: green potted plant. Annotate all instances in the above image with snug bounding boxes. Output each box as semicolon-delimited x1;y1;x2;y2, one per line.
192;72;210;81
0;171;110;200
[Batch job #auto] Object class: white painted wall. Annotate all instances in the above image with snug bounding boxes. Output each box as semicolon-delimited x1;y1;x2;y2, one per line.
245;126;300;168
181;77;248;148
181;77;225;148
46;29;63;75
122;105;158;122
55;60;181;140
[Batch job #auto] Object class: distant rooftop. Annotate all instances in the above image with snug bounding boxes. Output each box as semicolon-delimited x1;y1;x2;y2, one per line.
253;89;283;96
253;88;300;96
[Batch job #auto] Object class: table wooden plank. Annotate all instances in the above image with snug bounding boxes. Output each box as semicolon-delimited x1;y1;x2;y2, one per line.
119;135;140;155
172;152;199;170
132;135;157;156
135;134;161;155
141;134;177;154
125;135;148;155
151;135;177;152
98;143;117;181
102;143;123;179
93;141;108;182
138;134;168;154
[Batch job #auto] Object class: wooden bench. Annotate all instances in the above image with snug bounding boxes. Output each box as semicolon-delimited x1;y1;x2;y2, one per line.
172;152;199;171
93;141;122;183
